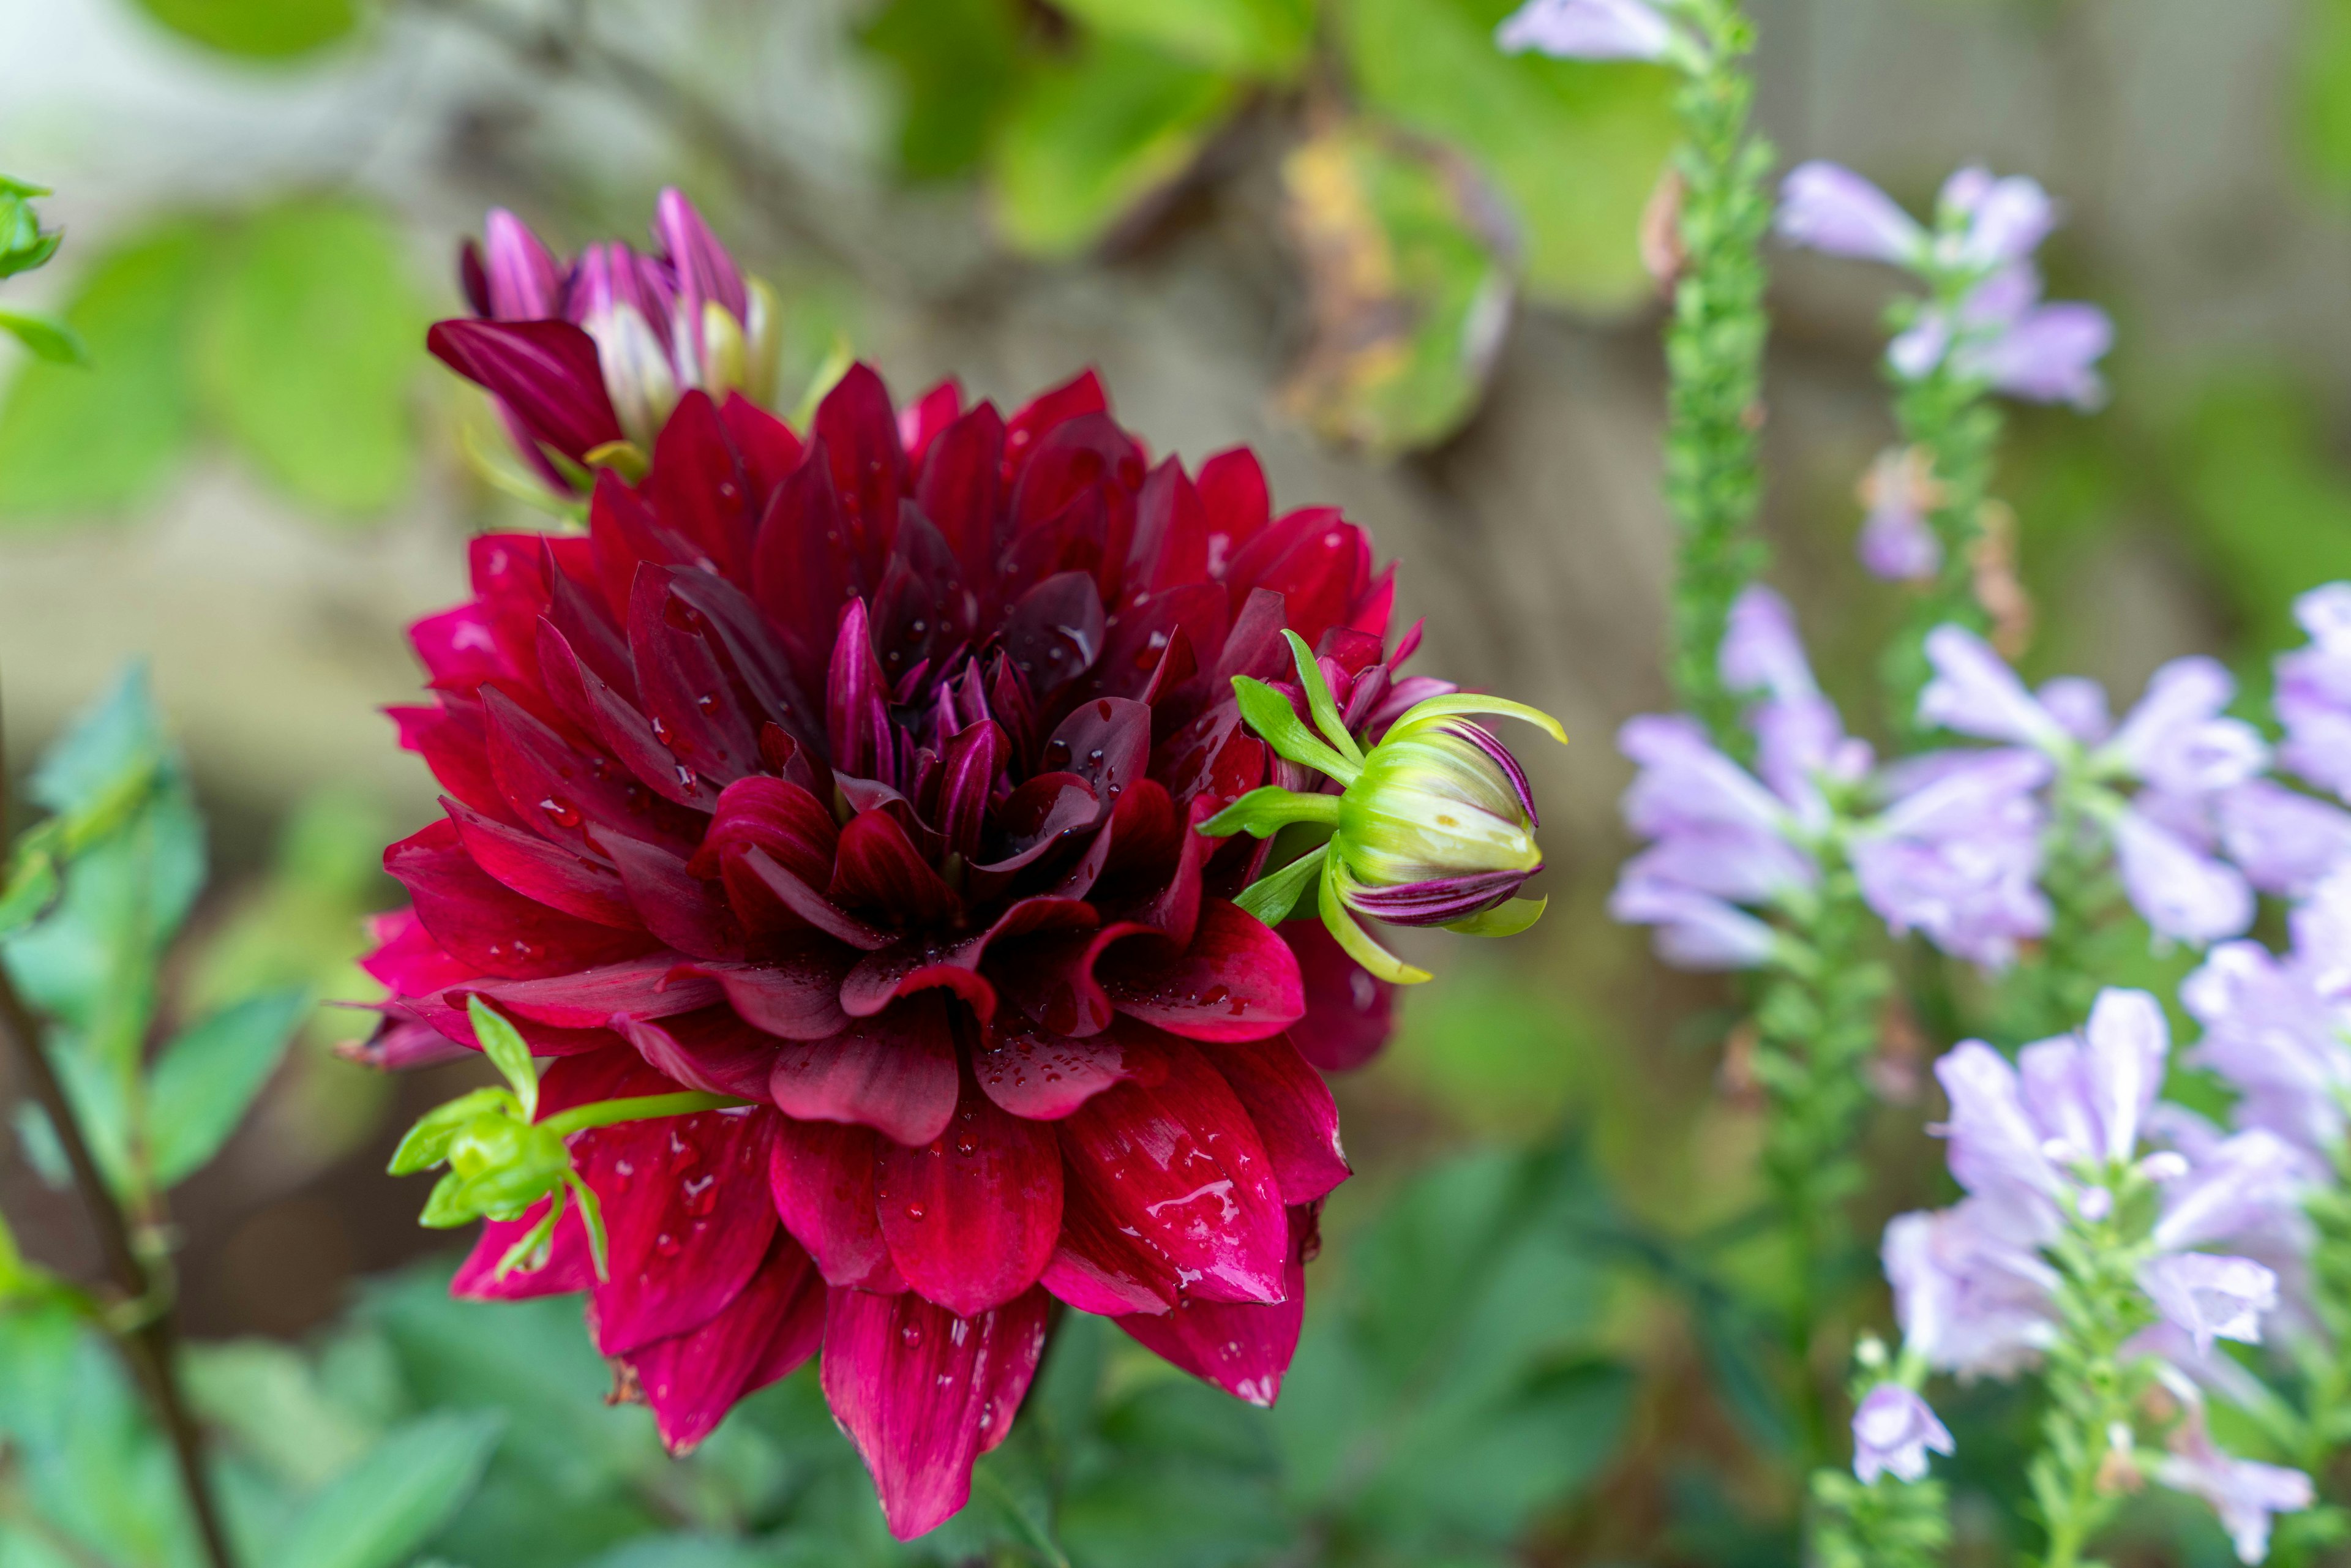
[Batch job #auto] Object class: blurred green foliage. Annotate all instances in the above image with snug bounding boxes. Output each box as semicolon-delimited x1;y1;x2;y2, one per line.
132;0;362;61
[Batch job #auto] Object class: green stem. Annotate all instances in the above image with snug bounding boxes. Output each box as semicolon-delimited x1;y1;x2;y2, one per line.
1663;0;1774;748
2029;1211;2154;1568
542;1091;749;1138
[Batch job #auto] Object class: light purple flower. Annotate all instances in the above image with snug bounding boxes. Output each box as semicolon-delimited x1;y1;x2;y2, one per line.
2139;1252;2278;1354
1919;625;2073;751
2039;677;2112;744
1606;879;1780;969
2104;658;2267;797
1850;750;2052;968
1943;169;2058;269
1856;448;1942;582
2112;807;2255;945
2184;870;2351;1157
1935;1039;2069;1202
1494;0;1677;60
2155;1412;2314;1564
2276;583;2351;800
1891;263;2113;410
2153;1130;2312;1254
1883;1198;2059;1377
2216;780;2351;898
1851;1384;1955;1484
1777;162;1929;266
1720;584;1817;704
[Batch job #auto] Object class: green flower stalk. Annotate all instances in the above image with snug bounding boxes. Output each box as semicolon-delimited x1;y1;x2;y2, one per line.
1199;631;1564;983
1810;1338;1954;1568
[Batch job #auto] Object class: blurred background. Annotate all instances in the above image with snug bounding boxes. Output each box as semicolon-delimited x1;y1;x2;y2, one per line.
1;0;2344;1562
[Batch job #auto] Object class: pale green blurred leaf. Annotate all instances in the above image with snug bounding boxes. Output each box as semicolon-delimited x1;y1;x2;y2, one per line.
195;200;422;515
1055;0;1313;77
0;222;208;521
2175;372;2351;653
2300;0;2351;198
862;0;1026;181
1278;124;1512;452
269;1410;503;1568
989;37;1240;257
134;0;361;59
0;308;86;364
147;988;309;1185
1340;0;1676;311
186;1338;383;1491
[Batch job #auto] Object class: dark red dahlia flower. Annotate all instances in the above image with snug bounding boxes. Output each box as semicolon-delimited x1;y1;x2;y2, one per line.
371;344;1433;1536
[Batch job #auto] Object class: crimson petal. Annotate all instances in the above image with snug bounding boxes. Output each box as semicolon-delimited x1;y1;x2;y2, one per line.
768;1117;904;1291
452;1196;596;1301
626;1231;824;1454
1284;918;1395;1071
876;1072;1062;1317
467;953;719;1030
1199;1032;1349;1204
974;1014;1169;1121
685;945;854;1041
830;808;958;926
386;819;651;980
768;994;959;1147
1101;899;1304;1044
445;797;640;931
1116;1206;1313;1407
579;1106;776;1357
427;318;621;461
615;1007;778;1098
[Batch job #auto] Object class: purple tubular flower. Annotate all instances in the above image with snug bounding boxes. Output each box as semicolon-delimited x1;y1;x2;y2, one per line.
1934;1040;2067;1203
1776;162;1928;266
2153;1130;2312;1253
2216;780;2351;898
1858;462;1941;581
1851;1384;1955;1484
2104;658;2267;797
1918;626;2071;749
2276;583;2351;799
1850;750;2052;969
1607;879;1780;970
2139;1253;2279;1354
2038;677;2112;745
1883;1199;2058;1377
1493;0;1676;60
2185;872;2351;1157
2155;1412;2314;1564
1720;585;1817;703
1965;301;2112;410
1953;173;2057;268
2112;807;2254;945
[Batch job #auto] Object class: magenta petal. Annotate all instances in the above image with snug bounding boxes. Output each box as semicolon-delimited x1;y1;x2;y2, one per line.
1117;1207;1312;1406
934;721;1007;862
427;318;624;461
626;1232;823;1454
579;1108;778;1357
830;809;959;926
819;1285;1050;1540
451;1196;596;1300
386;818;653;980
1059;1040;1289;1305
1039;1161;1177;1316
615;1007;778;1098
1100;899;1305;1043
604;836;745;960
1199;1032;1349;1205
697;778;839;888
1284;918;1394;1071
740;848;894;951
768;995;960;1146
686;945;855;1041
1041;696;1153;808
465;953;719;1030
876;1075;1062;1317
974;1015;1170;1120
768;1117;906;1291
479;686;699;855
841;896;1094;1022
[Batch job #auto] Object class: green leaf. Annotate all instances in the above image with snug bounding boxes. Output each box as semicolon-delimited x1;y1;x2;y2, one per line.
193;200;422;514
1054;0;1314;77
268;1411;503;1568
2301;0;2351;198
467;997;538;1120
0;307;87;364
133;0;360;59
989;36;1241;258
27;664;170;817
862;0;1026;181
0;222;209;522
1233;844;1327;925
1339;0;1678;311
183;1338;381;1491
146;988;310;1185
1229;678;1359;782
388;1088;513;1176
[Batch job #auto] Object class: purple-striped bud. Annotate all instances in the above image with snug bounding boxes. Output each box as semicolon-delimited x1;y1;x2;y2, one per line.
572;241;680;448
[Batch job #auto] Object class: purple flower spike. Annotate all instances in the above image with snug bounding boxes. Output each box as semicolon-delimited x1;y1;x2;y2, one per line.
2155;1413;2314;1564
1777;162;1928;266
1856;448;1942;582
2216;780;2351;898
1953;173;2058;268
1851;751;2052;969
1606;880;1779;969
1720;585;1818;703
2140;1253;2278;1354
1851;1384;1955;1484
2105;657;2267;797
2038;677;2112;745
2113;807;2254;946
2276;583;2351;800
1883;1198;2058;1377
1494;0;1676;60
1935;1040;2066;1203
2154;1129;2312;1253
1966;300;2113;410
1918;625;2071;750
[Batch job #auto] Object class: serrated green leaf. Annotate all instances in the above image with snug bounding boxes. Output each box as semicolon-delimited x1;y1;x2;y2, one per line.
862;0;1026;181
268;1411;503;1568
0;222;209;522
0;307;86;364
1340;0;1677;312
193;200;422;514
989;36;1240;257
146;988;310;1185
466;997;537;1119
133;0;359;59
1054;0;1313;77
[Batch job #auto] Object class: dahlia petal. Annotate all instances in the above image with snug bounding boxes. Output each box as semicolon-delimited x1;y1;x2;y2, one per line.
1010;413;1145;598
539;544;638;701
827;598;894;784
1000;489;1106;610
738;847;894;950
814;364;910;582
604;836;745;961
468;535;552;677
1346;563;1396;641
998;928;1125;1038
1200;1032;1349;1204
1093;583;1228;705
973;775;1099;879
659;568;820;746
1056;776;1182;903
452;1195;596;1300
1214;587;1295;686
1228;510;1373;653
916;400;1008;590
897;378;964;465
629;568;762;789
573;633;722;812
819;1285;1050;1540
718;389;804;501
975;1014;1171;1120
1131;459;1210;595
1101;899;1306;1044
752;441;859;688
831;809;959;926
1059;1040;1289;1304
341;1006;477;1071
1196;446;1271;565
1039;1180;1179;1316
590;471;703;620
936;721;1007;863
626;1231;823;1454
1002;368;1108;482
873;511;980;686
686;945;855;1041
386;818;653;980
1043;697;1153;815
615;1007;779;1098
876;1073;1063;1316
465;953;719;1030
389;702;513;825
427;318;623;461
1117;1206;1313;1406
697;776;838;886
1284;918;1394;1071
578;1105;776;1357
481;686;699;854
411;603;516;692
841;896;1095;1021
1003;571;1106;700
768;1116;906;1290
445;797;642;930
360;906;476;996
645;391;755;584
768;994;961;1147
397;989;621;1059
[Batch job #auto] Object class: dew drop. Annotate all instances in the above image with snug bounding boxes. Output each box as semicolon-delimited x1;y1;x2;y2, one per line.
696;692;719;713
675;764;699;790
539;795;582;828
903;1202;926;1223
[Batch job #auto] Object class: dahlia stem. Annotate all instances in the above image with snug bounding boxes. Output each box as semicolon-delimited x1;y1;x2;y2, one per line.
0;702;237;1568
1662;0;1775;749
541;1090;749;1138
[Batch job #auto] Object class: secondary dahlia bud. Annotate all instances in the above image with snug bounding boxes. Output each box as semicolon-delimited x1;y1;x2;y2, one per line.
1203;630;1563;984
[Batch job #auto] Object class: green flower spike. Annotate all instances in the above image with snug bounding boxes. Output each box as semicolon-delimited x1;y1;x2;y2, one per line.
388;997;746;1279
1200;630;1565;985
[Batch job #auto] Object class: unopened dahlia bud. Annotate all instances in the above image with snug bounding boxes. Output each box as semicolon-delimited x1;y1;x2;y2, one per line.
1202;631;1564;984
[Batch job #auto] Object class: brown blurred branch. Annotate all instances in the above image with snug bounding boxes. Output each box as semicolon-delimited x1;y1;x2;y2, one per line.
0;697;236;1568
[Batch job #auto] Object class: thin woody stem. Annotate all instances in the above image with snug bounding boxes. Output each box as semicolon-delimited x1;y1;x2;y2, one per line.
0;691;236;1568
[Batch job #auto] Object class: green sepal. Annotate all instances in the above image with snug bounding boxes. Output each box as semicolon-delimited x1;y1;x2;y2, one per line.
1231;677;1360;783
1198;785;1343;839
467;997;539;1122
569;1171;611;1281
1444;895;1548;938
0;176;53;200
493;1194;563;1280
1318;858;1431;985
582;439;650;483
0;307;83;363
418;1172;474;1229
1233;844;1327;927
1278;629;1365;765
0;229;61;281
0;824;63;937
1389;693;1569;746
387;1087;516;1175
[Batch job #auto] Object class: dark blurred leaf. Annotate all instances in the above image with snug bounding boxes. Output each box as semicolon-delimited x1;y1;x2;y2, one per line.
269;1410;503;1568
989;36;1240;257
133;0;361;59
863;0;1026;181
2173;372;2351;653
194;200;422;515
1338;0;1676;311
0;222;208;522
0;1302;194;1563
147;987;309;1184
2300;0;2351;198
186;1337;385;1491
1278;122;1512;453
0;307;87;364
1059;1456;1289;1568
1055;0;1313;78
